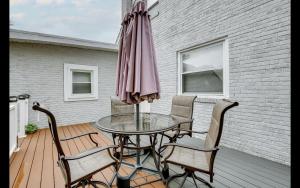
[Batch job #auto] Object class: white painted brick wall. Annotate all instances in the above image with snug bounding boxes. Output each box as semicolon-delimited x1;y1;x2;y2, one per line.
149;0;290;165
10;42;118;128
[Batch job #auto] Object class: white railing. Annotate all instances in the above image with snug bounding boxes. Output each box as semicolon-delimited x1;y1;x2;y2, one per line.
9;102;19;157
17;98;28;138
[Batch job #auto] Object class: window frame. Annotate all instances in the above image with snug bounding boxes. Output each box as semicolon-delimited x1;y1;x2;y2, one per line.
177;38;229;99
64;63;98;101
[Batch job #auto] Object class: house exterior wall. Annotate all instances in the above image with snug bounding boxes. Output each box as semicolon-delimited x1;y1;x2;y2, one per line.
10;42;118;128
148;0;290;165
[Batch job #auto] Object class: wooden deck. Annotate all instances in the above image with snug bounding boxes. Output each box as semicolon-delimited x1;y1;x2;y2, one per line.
10;123;290;188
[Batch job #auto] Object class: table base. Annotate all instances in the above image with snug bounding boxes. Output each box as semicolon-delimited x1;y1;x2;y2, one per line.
116;134;165;188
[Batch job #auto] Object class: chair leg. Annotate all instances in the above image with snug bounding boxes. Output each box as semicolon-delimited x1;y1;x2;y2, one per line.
165;169;213;188
112;134;118;156
157;134;173;154
72;180;85;188
88;180;110;188
178;173;188;188
90;182;98;188
162;164;169;179
71;178;110;188
127;136;136;146
165;171;187;188
191;173;199;188
123;136;129;145
66;180;72;188
109;172;118;187
194;174;213;188
113;151;121;159
112;133;117;145
76;179;89;188
81;181;86;188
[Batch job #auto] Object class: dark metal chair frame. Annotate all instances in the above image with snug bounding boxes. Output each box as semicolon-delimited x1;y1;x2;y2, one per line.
164;95;197;142
110;96;136;158
110;97;156;159
158;95;197;155
160;99;239;188
32;102;120;188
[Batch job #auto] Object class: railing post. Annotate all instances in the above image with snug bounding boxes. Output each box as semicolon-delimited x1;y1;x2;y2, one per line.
9;98;20;157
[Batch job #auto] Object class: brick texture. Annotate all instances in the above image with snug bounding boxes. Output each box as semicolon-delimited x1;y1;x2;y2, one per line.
10;42;118;128
148;0;290;165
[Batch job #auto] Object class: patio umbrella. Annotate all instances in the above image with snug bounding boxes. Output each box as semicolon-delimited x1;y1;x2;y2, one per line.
114;2;161;177
115;0;160;105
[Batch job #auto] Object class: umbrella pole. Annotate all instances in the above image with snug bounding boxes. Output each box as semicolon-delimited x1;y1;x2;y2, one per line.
136;103;141;167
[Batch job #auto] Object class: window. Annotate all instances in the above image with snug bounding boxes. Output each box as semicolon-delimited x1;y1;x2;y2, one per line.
178;39;229;98
64;64;98;101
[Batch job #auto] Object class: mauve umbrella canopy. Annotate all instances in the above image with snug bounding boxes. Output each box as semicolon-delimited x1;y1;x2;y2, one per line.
115;1;160;104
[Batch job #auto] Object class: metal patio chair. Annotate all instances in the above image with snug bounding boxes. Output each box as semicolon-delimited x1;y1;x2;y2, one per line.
110;96;134;150
160;99;238;188
110;96;155;158
158;95;197;154
32;102;120;188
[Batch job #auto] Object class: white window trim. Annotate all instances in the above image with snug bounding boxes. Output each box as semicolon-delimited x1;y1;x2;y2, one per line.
64;64;98;101
177;38;229;99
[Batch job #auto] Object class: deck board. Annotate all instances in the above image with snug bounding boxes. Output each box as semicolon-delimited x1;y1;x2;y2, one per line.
10;134;32;187
219;148;290;185
13;131;40;188
41;128;55;188
9;123;290;188
27;129;46;188
10;137;25;165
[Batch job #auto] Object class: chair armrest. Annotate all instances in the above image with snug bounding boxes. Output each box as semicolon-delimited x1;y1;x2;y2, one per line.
162;143;219;152
60;132;98;141
175;129;208;134
63;145;119;160
159;118;194;134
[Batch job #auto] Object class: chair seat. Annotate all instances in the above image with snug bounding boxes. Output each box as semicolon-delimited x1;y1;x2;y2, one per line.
162;140;209;172
66;147;115;183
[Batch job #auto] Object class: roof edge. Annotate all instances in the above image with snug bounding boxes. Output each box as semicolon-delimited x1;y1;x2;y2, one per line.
10;29;118;52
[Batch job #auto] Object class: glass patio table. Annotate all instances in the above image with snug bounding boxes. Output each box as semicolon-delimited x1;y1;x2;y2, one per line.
94;112;191;187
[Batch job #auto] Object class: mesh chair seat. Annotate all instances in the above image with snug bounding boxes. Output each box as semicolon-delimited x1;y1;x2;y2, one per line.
62;147;116;183
162;144;209;172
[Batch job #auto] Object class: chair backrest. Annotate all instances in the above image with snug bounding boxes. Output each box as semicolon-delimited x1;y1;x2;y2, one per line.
204;99;238;169
32;102;65;158
111;96;134;114
170;95;197;130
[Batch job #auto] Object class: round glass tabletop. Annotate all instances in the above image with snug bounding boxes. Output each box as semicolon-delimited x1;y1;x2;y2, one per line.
94;112;190;135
